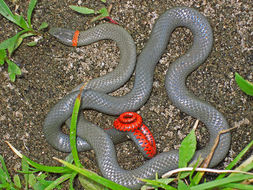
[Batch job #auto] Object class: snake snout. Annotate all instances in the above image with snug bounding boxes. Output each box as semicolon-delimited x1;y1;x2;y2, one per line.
49;27;76;46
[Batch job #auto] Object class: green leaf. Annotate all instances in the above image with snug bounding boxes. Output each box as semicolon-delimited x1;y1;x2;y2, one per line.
27;0;37;27
178;180;190;190
140;178;177;190
101;0;106;3
6;59;21;82
14;14;29;29
54;158;129;190
15;32;35;48
221;182;253;190
0;0;20;26
5;30;27;56
39;22;48;30
79;175;107;190
27;41;37;46
0;155;11;181
235;72;253;96
0;49;6;65
28;174;37;187
44;174;72;190
178;130;197;168
70;92;82;167
0;30;25;51
216;139;253;180
190;174;253;190
69;5;95;14
98;7;109;17
90;14;105;23
0;58;4;65
13;174;21;188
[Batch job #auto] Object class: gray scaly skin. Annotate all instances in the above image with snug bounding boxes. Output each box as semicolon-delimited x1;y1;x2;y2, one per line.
44;7;231;189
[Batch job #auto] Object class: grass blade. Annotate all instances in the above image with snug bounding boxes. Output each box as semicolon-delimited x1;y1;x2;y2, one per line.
27;0;37;27
70;85;84;167
140;178;177;190
191;174;253;190
221;182;253;190
70;82;88;168
54;157;130;190
44;173;72;190
0;0;20;26
0;155;11;182
6;141;71;173
79;175;108;190
216;139;253;180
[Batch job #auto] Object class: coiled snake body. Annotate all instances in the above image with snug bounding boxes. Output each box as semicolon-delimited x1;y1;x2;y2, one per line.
44;7;231;189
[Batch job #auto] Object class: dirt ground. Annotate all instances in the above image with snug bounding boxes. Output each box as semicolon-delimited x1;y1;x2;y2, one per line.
0;0;252;189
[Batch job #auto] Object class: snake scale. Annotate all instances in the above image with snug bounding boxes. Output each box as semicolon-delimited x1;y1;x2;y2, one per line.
44;7;231;189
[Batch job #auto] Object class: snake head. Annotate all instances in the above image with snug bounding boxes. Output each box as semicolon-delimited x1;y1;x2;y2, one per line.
49;27;76;46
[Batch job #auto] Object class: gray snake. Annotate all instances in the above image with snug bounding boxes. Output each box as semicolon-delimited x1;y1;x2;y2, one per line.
44;7;231;189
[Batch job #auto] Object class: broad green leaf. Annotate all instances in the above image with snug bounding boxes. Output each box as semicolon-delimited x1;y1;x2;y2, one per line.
0;49;6;65
0;58;4;65
6;59;21;82
27;0;37;27
235;72;253;96
0;0;20;26
69;5;95;14
5;30;27;56
101;0;106;2
0;49;6;58
0;30;26;51
178;130;197;168
28;174;37;187
13;174;21;188
39;22;48;30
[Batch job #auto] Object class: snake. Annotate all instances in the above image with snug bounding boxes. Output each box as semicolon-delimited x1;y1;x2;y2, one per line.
44;7;231;189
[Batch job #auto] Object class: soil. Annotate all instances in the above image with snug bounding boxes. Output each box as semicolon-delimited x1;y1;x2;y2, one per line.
0;0;252;189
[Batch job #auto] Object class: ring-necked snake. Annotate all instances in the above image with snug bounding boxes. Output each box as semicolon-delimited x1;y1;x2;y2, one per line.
44;7;231;189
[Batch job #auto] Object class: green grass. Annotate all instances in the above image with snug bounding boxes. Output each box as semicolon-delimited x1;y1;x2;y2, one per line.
140;134;253;190
0;0;48;82
0;1;252;189
69;0;116;23
2;98;252;189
